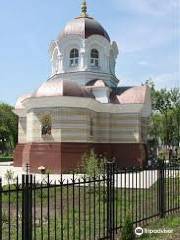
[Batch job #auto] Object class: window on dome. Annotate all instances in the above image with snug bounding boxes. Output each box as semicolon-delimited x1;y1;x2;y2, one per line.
70;48;79;67
90;49;99;67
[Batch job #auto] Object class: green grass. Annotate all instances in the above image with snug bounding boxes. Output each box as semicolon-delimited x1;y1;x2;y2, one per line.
1;177;180;239
139;214;180;240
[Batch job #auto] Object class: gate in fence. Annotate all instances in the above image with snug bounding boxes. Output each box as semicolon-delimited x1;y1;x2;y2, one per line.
0;161;179;240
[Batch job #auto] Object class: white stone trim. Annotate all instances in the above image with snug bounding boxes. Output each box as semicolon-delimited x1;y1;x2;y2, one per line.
21;96;144;115
48;35;119;87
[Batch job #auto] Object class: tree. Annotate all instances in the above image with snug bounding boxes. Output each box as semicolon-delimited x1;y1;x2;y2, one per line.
145;80;180;159
82;149;105;176
170;88;180;146
153;89;173;146
0;102;18;154
148;113;163;147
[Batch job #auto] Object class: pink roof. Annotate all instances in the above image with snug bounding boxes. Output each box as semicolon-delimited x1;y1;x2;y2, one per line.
116;86;147;104
34;80;93;98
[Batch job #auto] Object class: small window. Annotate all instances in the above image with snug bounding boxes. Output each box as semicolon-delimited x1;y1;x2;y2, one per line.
70;48;79;67
41;114;52;136
90;49;99;67
90;118;94;137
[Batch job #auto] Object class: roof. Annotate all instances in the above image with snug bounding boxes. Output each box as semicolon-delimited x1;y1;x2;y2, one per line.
111;86;148;104
15;79;94;110
33;78;93;98
15;79;150;110
58;16;110;42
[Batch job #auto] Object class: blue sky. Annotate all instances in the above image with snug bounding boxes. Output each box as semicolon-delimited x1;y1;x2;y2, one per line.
0;0;179;105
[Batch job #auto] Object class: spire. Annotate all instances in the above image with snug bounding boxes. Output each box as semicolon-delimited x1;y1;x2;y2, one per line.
81;0;88;17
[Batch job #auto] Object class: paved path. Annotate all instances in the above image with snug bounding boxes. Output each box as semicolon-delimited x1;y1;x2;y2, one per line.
0;163;179;189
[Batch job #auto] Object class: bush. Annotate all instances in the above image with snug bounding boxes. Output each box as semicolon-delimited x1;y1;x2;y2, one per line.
2;210;8;223
4;169;15;184
82;149;106;176
0;156;13;162
121;212;135;240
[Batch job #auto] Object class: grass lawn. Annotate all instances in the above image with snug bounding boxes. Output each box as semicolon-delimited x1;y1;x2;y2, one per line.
139;213;180;240
1;175;179;239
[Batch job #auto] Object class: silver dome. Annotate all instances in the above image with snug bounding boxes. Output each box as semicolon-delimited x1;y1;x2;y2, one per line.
58;16;110;42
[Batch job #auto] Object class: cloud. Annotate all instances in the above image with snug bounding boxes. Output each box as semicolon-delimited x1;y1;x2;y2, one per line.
153;72;180;89
110;0;180;53
138;61;148;66
115;23;177;53
117;72;180;90
112;0;180;16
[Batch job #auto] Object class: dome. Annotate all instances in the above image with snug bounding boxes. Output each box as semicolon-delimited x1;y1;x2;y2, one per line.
58;16;110;42
34;78;93;98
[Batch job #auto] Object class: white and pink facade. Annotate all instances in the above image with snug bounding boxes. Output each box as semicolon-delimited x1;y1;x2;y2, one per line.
13;1;151;173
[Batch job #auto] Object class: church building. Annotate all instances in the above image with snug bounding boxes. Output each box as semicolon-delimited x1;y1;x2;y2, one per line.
14;1;151;173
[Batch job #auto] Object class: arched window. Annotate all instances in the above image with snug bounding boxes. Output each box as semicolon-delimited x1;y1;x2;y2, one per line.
70;48;79;66
41;114;52;136
90;49;99;67
52;49;59;74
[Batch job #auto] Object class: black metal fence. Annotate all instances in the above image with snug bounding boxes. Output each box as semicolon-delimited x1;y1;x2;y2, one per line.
0;161;179;240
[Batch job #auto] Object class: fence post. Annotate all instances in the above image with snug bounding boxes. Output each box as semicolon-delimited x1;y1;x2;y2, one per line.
159;160;165;218
106;161;115;240
0;178;2;240
22;174;33;240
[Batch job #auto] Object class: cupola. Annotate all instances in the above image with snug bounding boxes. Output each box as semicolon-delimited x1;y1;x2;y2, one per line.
49;0;119;87
58;1;110;42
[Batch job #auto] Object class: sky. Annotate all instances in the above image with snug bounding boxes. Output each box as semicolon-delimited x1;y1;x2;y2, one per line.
0;0;179;105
